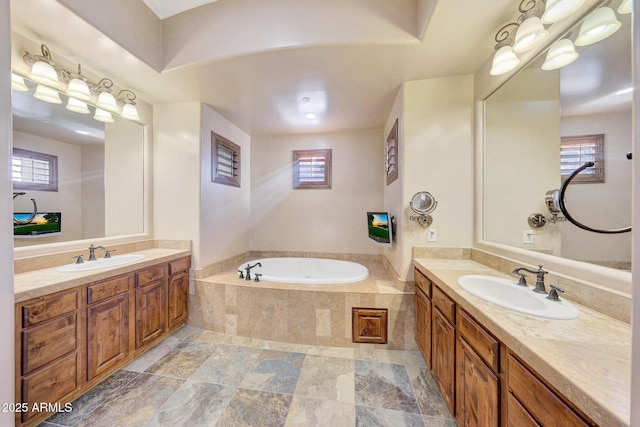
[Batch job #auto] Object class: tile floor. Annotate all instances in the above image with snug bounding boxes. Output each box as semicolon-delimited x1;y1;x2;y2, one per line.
41;326;456;427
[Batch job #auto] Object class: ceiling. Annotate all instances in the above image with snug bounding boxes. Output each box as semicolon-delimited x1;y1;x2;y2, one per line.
141;0;221;19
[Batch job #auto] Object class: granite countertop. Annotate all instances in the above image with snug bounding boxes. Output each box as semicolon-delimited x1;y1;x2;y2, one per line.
413;258;631;427
15;248;191;303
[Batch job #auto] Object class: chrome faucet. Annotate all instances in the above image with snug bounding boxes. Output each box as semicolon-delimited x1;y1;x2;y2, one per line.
512;264;548;294
87;244;109;261
244;262;262;281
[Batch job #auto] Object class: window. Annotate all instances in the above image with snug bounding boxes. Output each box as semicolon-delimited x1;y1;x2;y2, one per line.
560;134;604;183
386;119;398;185
293;149;332;189
212;132;241;187
12;148;58;192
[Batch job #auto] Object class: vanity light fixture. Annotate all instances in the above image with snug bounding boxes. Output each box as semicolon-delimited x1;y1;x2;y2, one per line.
21;43;141;122
618;0;632;14
575;6;621;46
541;0;586;24
512;0;549;54
33;84;62;104
541;38;579;70
11;73;28;91
490;23;521;76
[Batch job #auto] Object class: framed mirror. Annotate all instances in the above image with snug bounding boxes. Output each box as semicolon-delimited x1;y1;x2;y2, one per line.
11;78;145;248
483;3;631;272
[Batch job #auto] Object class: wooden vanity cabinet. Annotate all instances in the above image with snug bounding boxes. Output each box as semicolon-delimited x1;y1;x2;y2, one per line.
506;352;596;427
16;289;80;424
456;308;501;427
135;264;167;349
168;257;190;329
86;274;132;380
414;269;432;366
431;285;456;415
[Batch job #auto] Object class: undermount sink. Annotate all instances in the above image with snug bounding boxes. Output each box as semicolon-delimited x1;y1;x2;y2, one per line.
457;275;579;320
57;254;146;272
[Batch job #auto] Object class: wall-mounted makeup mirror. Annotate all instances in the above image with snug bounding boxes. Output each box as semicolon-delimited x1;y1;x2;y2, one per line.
11;78;145;247
483;3;631;270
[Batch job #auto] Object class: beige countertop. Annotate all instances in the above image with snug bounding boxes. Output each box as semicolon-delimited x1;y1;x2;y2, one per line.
413;258;631;427
15;248;191;303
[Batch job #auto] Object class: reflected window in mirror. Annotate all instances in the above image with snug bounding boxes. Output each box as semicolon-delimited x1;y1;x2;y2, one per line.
560;134;604;183
12;147;58;192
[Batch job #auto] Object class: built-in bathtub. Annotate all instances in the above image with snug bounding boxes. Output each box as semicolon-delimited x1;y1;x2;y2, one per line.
237;257;370;284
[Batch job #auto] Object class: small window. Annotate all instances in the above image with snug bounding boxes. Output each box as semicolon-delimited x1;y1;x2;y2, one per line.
12;147;58;192
386;119;398;185
560;134;604;183
212;132;241;187
293;149;332;189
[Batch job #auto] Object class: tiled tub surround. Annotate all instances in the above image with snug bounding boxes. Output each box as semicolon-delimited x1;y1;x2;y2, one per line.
190;258;418;350
413;258;631;427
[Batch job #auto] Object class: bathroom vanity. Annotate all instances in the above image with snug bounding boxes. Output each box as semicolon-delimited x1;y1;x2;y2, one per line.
413;259;630;427
13;248;191;427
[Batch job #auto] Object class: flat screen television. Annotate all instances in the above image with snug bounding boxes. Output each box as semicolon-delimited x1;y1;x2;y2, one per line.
367;211;393;247
14;212;61;236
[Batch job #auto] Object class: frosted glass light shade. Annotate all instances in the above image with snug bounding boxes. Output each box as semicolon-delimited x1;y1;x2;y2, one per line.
513;17;549;53
542;0;586;24
11;73;28;91
33;84;62;104
490;46;521;76
575;7;621;46
66;78;92;102
29;61;59;86
93;107;114;123
120;103;141;121
542;39;579;70
618;0;632;14
97;91;119;113
66;97;90;114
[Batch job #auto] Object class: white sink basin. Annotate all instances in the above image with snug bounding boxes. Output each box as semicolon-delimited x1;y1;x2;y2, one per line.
457;275;579;320
57;254;146;272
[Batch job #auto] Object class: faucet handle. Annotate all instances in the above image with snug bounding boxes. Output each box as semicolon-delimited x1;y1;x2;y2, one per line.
72;255;84;264
237;270;244;279
254;273;262;282
546;285;565;301
103;249;116;259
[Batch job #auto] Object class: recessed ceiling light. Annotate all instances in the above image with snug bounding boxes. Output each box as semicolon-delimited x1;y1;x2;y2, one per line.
302;97;310;102
304;112;317;120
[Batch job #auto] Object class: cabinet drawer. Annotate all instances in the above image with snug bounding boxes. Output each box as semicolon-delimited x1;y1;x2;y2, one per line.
414;268;432;298
136;264;166;287
458;309;499;373
507;353;591;427
22;289;78;328
21;351;78;422
22;313;77;375
87;274;132;304
433;286;455;325
169;257;190;275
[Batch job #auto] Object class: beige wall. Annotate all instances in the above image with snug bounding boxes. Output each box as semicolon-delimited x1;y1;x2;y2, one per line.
81;144;105;239
1;0;15;419
387;76;475;280
250;129;384;254
484;67;561;254
384;89;404;277
12;131;83;245
200;104;251;266
560;111;632;263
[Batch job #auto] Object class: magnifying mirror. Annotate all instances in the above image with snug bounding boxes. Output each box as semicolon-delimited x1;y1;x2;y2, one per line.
409;191;437;227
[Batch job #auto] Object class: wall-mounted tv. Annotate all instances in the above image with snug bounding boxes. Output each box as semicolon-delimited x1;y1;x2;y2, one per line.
14;212;62;236
367;211;393;247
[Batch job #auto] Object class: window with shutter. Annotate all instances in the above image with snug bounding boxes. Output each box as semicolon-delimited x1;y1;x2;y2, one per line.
212;132;241;187
12;148;58;192
386;119;398;185
560;134;604;183
293;149;332;189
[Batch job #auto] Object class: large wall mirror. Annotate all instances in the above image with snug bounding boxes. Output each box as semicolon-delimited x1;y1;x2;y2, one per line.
11;78;145;248
483;2;631;272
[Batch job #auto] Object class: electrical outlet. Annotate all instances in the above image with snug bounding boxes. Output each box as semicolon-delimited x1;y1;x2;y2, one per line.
522;230;534;244
427;229;437;242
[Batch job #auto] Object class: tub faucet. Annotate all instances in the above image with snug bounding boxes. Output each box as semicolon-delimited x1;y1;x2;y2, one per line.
512;265;548;294
244;262;262;281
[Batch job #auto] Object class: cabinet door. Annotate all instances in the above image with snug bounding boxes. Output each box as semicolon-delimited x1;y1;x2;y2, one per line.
414;288;432;367
456;337;499;427
168;271;189;329
432;308;456;415
87;294;129;380
135;280;166;349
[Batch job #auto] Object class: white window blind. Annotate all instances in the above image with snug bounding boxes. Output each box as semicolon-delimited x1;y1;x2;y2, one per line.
12;148;58;191
212;132;241;187
298;156;326;183
293;149;332;189
560;134;604;183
